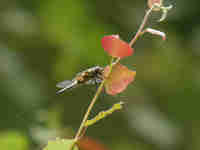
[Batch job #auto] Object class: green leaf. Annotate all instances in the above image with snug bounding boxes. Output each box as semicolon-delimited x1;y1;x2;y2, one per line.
44;138;79;150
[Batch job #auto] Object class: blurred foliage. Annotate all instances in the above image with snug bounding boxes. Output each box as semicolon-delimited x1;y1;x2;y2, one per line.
0;0;200;150
0;131;29;150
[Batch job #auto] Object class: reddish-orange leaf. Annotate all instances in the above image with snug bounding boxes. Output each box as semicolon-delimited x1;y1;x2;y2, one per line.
78;137;109;150
101;35;133;59
103;63;136;95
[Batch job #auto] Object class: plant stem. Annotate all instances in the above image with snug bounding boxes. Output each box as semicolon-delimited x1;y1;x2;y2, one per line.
129;7;154;47
74;80;106;141
73;6;154;148
74;57;115;142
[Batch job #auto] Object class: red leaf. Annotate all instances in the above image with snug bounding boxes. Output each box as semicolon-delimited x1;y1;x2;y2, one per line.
103;63;136;95
78;137;109;150
101;35;134;59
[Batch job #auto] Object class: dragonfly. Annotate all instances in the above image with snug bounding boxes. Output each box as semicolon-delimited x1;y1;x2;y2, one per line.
56;66;104;94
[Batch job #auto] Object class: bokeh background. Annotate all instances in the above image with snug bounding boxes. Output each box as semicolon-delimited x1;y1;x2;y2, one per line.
0;0;200;150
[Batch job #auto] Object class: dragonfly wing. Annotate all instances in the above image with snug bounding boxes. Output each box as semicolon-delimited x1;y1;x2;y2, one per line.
56;80;78;94
56;80;74;88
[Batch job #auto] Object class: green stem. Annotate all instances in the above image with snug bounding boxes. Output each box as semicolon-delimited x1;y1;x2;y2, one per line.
74;57;115;143
85;102;124;127
74;80;106;141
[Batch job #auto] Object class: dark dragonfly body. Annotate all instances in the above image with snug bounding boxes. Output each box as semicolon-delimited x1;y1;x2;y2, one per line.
56;66;104;94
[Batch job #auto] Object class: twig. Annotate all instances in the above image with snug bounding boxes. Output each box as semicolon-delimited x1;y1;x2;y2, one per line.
129;7;154;47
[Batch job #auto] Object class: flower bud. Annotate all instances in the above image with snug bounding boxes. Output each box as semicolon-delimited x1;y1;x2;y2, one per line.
148;0;163;11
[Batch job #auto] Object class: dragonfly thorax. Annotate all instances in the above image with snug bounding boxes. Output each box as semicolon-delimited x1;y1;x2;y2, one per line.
75;66;104;84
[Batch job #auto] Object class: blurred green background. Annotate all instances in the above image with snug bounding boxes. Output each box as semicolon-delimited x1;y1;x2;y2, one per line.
0;0;199;150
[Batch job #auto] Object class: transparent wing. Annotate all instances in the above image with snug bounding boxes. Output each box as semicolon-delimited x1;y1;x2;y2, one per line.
56;80;74;88
56;80;78;94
